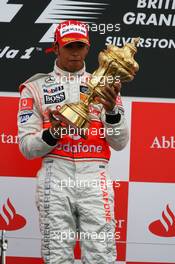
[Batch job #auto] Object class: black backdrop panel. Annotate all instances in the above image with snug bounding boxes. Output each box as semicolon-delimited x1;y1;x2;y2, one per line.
0;0;174;98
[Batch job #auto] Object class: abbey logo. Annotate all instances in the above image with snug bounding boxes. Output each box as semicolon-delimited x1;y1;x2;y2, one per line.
150;136;175;149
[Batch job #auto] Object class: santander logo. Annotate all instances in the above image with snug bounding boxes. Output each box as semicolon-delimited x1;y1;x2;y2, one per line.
0;198;26;231
149;204;175;237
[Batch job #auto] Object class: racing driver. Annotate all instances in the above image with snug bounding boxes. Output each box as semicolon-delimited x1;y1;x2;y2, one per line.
18;20;129;264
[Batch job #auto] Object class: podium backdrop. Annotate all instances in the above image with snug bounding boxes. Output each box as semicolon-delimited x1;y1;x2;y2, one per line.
0;0;175;263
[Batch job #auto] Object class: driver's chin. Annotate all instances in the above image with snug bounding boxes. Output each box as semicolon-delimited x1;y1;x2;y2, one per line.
66;61;83;72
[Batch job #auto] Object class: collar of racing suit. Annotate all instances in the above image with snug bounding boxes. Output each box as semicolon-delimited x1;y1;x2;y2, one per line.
53;59;86;77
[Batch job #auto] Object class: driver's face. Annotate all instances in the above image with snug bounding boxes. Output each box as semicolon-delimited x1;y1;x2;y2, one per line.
55;42;89;72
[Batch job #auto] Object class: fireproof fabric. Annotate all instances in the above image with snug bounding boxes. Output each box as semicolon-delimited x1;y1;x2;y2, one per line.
36;159;117;263
18;61;129;263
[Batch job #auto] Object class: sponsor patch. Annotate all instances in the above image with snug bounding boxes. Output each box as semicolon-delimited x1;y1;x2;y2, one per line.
116;95;124;114
44;92;65;104
80;85;89;94
116;95;123;107
19;112;33;123
45;76;55;83
60;25;87;37
80;93;88;102
20;98;33;111
80;85;90;102
88;105;101;117
56;105;61;111
42;82;59;88
43;85;64;94
99;165;105;169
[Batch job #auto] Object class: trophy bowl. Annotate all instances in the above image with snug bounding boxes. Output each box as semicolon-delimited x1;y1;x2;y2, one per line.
53;38;140;138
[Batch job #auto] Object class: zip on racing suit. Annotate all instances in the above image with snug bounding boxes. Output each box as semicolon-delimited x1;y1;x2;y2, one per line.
18;61;129;264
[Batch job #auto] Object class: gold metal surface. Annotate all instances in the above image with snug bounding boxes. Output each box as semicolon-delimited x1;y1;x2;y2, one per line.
55;38;140;137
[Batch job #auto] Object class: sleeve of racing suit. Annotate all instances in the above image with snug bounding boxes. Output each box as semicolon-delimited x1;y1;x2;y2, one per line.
100;98;129;151
18;87;57;160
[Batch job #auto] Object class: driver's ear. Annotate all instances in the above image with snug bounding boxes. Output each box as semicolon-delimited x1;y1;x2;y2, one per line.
85;45;89;56
53;42;59;55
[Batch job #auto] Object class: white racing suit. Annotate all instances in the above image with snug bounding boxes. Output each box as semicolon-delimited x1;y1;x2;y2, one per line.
18;62;129;264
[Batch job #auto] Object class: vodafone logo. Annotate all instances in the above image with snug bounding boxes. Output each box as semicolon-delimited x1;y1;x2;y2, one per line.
69;134;81;140
100;171;111;222
57;142;102;153
0;198;26;231
149;204;175;237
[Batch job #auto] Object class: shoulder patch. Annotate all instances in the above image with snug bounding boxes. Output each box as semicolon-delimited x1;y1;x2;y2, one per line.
45;76;55;83
19;73;51;92
19;112;33;123
20;98;33;111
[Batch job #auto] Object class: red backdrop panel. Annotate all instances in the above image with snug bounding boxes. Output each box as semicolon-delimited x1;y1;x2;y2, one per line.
0;97;41;177
130;102;175;183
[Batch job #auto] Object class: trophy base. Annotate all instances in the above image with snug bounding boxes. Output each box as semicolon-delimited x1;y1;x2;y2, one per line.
56;102;90;139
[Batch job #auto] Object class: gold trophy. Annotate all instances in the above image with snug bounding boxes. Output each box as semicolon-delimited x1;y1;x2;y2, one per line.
54;38;139;137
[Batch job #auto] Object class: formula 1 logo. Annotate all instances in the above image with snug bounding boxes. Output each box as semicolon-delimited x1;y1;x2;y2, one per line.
0;0;23;22
0;0;107;42
0;0;107;60
35;0;108;43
